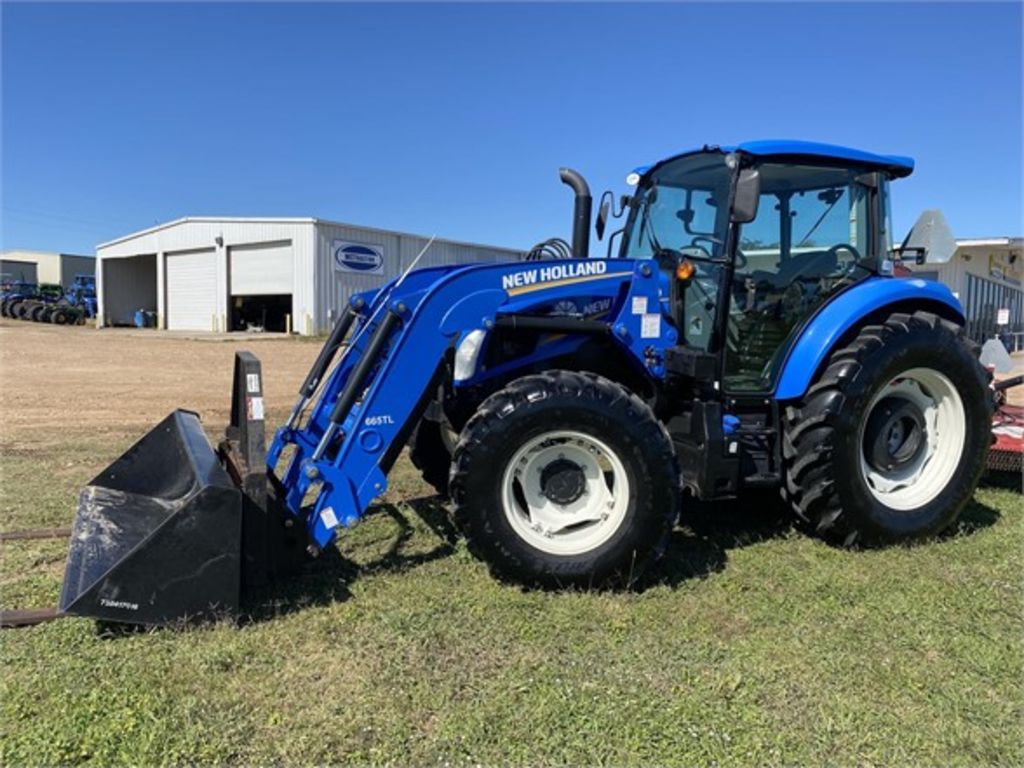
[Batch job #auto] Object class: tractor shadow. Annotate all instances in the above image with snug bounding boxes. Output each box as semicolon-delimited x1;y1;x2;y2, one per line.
221;485;1008;626
644;491;794;588
239;496;458;624
941;495;1004;538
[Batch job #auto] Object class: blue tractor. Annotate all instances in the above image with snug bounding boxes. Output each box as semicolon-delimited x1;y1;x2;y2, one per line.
60;141;992;625
57;274;98;322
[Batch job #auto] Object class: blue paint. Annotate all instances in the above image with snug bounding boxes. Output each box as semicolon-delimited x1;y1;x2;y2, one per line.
774;277;964;400
267;258;674;550
634;140;914;180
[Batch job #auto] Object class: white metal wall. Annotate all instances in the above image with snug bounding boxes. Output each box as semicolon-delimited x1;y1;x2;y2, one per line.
166;249;217;330
97;218;519;335
312;222;522;333
229;240;293;296
98;218;316;332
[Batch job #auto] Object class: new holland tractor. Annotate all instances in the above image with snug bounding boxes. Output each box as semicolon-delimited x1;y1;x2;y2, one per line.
60;141;993;626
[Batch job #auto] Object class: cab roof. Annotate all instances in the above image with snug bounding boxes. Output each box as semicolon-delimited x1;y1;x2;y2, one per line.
635;140;915;179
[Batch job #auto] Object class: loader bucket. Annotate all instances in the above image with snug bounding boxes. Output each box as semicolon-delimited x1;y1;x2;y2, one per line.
59;410;243;625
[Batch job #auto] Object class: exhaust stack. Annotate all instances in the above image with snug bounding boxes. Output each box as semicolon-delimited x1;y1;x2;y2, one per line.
559;167;592;259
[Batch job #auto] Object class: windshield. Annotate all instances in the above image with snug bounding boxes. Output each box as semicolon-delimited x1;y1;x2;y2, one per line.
622;153;733;261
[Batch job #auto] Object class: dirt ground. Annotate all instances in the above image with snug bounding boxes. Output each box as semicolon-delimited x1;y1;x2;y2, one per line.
2;319;1021;448
0;320;320;449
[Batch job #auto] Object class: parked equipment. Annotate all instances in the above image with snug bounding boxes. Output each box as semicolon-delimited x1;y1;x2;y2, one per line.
989;375;1023;478
63;274;98;320
0;276;95;325
1;281;39;318
60;141;996;626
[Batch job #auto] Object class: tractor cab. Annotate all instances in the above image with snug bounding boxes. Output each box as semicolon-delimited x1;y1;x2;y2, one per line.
617;141;912;394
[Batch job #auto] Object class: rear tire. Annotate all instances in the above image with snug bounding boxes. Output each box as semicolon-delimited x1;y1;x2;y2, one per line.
450;371;680;588
782;311;992;546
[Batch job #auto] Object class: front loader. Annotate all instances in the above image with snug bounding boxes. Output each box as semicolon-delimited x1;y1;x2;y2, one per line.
60;141;995;626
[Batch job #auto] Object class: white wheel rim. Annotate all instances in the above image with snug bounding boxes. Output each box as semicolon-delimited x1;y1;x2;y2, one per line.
858;367;966;511
500;430;630;556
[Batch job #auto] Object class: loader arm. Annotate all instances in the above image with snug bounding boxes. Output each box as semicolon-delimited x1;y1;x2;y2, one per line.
267;258;675;550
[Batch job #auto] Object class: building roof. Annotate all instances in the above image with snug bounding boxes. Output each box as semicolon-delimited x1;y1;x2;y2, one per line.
96;216;523;255
0;249;94;260
955;237;1023;247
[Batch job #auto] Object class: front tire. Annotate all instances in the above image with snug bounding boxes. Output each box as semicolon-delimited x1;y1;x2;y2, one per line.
783;311;992;545
450;371;679;588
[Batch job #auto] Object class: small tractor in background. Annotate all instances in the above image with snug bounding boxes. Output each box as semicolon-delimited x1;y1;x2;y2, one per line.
56;274;98;323
59;140;999;626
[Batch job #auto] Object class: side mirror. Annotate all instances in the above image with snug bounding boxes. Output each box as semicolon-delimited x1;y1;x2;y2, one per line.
731;168;761;223
597;191;631;241
596;196;610;241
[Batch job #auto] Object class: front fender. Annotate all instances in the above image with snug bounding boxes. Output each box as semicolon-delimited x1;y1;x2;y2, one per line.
775;277;965;400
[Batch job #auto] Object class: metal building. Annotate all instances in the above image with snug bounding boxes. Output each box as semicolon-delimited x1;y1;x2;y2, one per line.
0;250;95;285
904;236;1023;347
95;217;523;333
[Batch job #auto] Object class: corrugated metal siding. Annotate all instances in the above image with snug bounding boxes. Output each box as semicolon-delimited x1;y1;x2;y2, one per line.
312;223;522;333
96;218;519;335
0;251;93;285
102;254;157;326
58;255;96;286
98;219;317;333
0;260;38;283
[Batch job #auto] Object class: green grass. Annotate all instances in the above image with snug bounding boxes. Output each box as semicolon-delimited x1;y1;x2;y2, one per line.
1;431;1021;765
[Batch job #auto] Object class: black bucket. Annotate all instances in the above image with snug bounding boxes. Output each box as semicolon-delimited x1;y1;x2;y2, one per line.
59;410;243;625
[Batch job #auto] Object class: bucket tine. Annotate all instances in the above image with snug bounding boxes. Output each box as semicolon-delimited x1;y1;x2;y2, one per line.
59;410;242;625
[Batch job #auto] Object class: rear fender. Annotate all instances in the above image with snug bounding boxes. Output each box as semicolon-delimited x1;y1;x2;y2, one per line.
775;277;965;400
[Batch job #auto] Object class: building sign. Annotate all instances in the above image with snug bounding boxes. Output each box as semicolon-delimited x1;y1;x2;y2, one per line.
997;308;1010;326
989;251;1022;286
333;241;385;275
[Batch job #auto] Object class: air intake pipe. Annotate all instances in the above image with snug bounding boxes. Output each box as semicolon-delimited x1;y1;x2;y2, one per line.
559;167;592;259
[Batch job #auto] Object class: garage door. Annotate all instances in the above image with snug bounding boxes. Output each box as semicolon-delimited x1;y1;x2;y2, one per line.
229;240;293;296
166;249;217;331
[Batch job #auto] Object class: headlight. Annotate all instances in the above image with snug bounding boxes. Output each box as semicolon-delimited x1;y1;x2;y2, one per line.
453;329;486;382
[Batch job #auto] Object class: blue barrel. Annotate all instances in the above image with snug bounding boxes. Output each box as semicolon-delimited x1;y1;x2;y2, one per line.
134;309;146;328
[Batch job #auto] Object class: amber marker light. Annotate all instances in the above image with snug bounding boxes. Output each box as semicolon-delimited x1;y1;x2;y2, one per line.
675;259;695;281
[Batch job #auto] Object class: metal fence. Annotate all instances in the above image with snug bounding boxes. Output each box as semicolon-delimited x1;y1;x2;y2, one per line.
965;273;1024;349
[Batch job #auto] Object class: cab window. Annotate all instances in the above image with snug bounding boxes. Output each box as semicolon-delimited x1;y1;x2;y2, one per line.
724;163;873;392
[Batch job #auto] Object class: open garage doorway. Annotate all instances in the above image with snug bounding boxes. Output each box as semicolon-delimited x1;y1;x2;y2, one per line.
102;254;157;326
228;240;293;333
230;294;292;332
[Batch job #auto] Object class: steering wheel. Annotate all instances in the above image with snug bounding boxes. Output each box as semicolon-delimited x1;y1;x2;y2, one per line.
827;243;861;275
689;236;748;270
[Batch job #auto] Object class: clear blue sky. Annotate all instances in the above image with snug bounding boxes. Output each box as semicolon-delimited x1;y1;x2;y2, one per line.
2;2;1021;255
